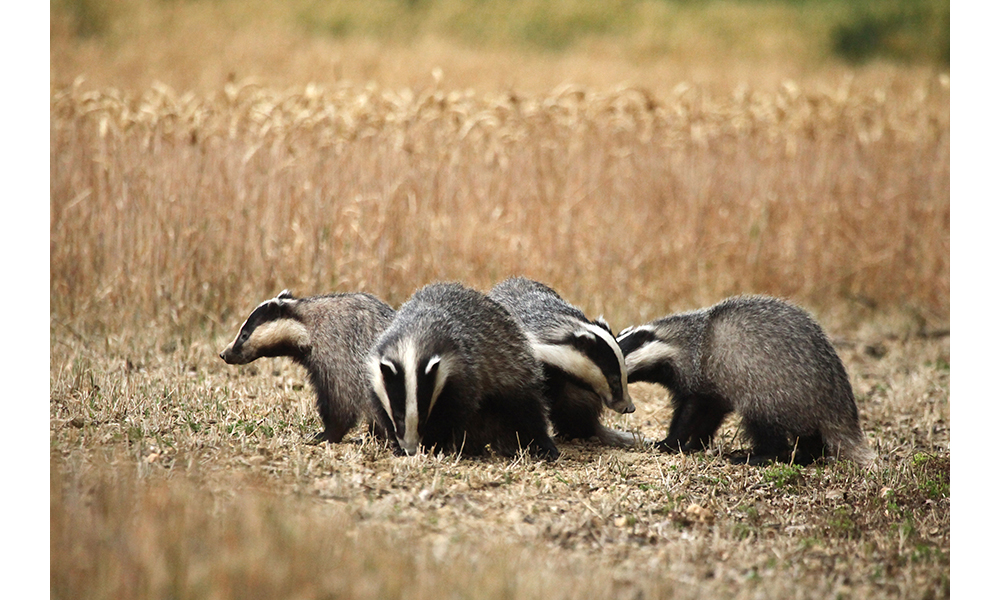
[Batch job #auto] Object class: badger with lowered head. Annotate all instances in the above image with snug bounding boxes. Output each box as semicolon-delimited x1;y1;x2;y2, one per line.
220;290;395;443
368;282;559;460
616;295;875;466
488;276;644;447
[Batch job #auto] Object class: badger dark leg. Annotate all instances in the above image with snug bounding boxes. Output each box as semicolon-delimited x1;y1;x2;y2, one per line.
548;406;599;440
511;386;562;460
529;433;561;461
315;394;357;443
515;398;560;460
368;392;404;455
317;421;354;444
366;417;391;442
733;420;791;466
548;389;602;441
655;396;700;453
789;433;825;465
680;395;729;453
481;391;560;461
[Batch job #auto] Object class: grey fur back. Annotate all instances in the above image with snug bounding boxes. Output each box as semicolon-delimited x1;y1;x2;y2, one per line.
220;291;395;443
704;297;870;461
621;295;874;464
294;293;396;441
369;282;557;458
488;276;641;446
488;277;590;342
379;282;544;401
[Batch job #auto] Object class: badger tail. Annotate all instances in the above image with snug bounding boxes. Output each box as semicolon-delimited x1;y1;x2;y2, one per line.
594;424;652;448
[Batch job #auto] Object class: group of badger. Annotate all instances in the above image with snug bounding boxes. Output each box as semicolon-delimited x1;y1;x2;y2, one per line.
220;277;875;466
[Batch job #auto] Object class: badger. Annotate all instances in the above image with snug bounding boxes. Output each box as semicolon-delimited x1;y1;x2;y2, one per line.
220;290;396;444
487;276;644;447
368;282;560;460
615;295;875;466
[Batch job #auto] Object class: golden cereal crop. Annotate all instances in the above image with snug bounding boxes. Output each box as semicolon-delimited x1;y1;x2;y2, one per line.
50;77;949;337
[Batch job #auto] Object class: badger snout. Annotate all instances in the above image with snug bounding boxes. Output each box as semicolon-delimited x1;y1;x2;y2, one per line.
605;389;636;414
607;397;635;414
219;345;247;365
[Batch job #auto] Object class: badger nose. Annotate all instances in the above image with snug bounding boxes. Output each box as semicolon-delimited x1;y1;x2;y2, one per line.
623;404;635;414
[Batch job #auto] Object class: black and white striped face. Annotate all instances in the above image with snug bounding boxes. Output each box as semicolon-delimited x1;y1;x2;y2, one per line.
219;291;310;365
369;338;456;456
615;325;683;387
532;319;634;414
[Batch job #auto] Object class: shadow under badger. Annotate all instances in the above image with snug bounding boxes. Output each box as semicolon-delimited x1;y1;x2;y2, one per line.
368;282;559;460
488;276;644;447
220;290;395;443
616;295;875;466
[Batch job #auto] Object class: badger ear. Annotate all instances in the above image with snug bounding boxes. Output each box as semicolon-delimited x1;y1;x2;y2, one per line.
594;316;613;335
379;357;398;377
277;289;296;301
425;355;442;376
571;329;597;347
616;326;635;341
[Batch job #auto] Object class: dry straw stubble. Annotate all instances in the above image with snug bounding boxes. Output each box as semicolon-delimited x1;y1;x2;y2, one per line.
50;332;950;599
50;75;949;337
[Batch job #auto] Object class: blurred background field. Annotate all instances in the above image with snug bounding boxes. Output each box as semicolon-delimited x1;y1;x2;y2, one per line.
52;0;949;95
49;1;950;598
50;75;949;339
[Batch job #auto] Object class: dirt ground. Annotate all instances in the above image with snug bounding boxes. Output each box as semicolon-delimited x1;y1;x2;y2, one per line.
50;327;949;599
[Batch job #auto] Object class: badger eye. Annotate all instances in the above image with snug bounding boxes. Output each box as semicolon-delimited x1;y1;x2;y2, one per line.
239;331;250;343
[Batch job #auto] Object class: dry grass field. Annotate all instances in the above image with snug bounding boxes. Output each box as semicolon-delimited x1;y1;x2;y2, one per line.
50;2;950;598
50;76;949;333
51;332;949;599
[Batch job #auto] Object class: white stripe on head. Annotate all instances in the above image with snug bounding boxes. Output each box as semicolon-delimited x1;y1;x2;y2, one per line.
368;355;396;433
400;337;421;456
580;321;632;406
226;294;300;351
532;341;612;402
623;336;683;374
244;319;310;355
